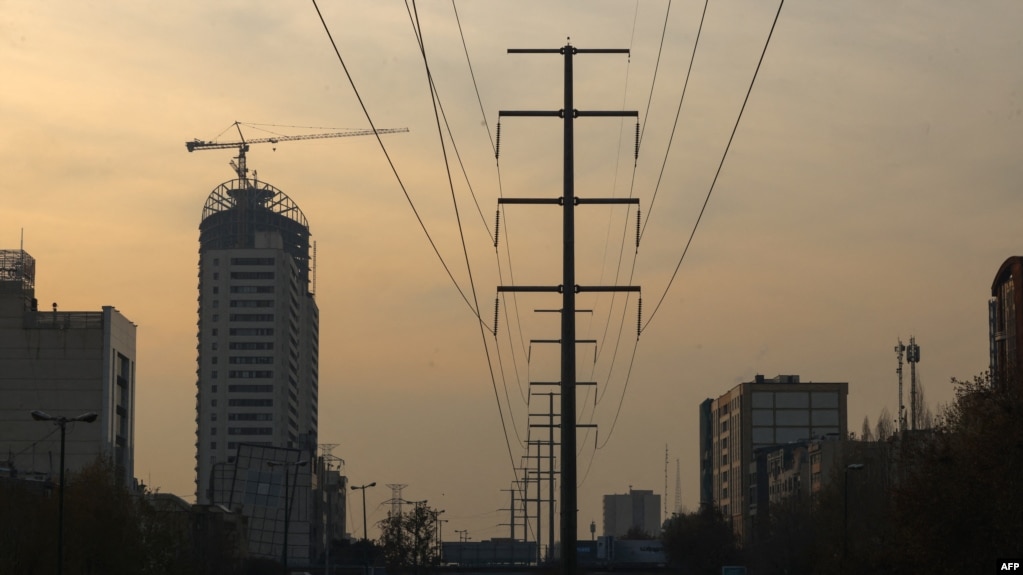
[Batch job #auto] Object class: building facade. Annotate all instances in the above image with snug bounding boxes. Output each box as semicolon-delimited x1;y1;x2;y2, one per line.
195;177;319;506
0;250;137;485
990;255;1023;391
602;488;661;538
699;374;848;544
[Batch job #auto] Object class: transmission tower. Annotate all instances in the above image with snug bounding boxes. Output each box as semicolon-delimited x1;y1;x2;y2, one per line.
386;483;407;516
498;42;639;575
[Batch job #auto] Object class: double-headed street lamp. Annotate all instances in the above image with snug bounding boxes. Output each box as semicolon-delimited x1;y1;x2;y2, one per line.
267;459;308;570
30;410;98;575
351;482;376;541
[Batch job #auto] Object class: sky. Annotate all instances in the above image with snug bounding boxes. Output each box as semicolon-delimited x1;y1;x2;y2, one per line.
3;0;1022;543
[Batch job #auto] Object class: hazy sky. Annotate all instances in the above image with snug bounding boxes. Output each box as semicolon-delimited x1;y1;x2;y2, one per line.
3;0;1022;542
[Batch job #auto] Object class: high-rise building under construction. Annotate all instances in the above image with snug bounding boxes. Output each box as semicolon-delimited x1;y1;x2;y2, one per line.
194;175;319;504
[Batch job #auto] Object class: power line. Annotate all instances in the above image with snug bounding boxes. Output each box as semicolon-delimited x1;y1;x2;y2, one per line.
642;0;786;332
639;0;709;242
309;0;486;326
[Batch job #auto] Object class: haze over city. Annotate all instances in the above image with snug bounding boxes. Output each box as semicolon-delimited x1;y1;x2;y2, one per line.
3;0;1021;543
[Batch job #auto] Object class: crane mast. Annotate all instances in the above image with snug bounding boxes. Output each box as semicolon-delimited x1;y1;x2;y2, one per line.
186;121;409;180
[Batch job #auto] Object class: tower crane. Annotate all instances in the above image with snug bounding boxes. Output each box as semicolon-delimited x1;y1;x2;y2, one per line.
186;121;409;180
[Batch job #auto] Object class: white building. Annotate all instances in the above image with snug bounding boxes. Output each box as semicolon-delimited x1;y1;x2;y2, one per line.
195;177;320;506
602;488;661;538
0;250;137;485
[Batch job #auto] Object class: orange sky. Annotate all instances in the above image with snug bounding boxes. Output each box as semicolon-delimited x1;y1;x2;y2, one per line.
3;0;1022;541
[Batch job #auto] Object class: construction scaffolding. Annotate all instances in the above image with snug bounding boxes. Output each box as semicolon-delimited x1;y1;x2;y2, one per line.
0;249;35;290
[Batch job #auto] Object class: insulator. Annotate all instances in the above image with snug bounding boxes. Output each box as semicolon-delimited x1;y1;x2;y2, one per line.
494;209;501;248
493;297;500;336
634;122;640;160
635;209;641;248
495;122;502;160
637;296;643;339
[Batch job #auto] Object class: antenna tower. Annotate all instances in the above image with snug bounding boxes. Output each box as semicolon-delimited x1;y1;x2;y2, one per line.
907;336;921;430
895;339;906;433
674;459;682;516
663;445;668;518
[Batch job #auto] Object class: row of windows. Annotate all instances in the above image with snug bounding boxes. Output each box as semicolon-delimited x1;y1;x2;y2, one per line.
228;413;273;421
230;342;274;350
230;300;274;308
228;384;273;393
231;285;275;294
227;399;273;407
228;427;273;436
231;257;274;265
230;271;274;280
229;328;274;336
229;370;273;379
229;313;274;322
229;356;273;365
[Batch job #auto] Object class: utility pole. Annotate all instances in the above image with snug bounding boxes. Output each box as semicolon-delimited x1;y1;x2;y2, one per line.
499;42;639;575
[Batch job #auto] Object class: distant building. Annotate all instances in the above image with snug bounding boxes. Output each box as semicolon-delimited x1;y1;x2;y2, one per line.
195;174;320;505
990;256;1023;391
699;374;848;544
602;488;661;537
0;249;137;485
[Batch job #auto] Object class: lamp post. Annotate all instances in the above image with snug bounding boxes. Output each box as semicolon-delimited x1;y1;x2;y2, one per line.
351;482;377;541
267;459;308;571
30;410;98;575
844;463;864;567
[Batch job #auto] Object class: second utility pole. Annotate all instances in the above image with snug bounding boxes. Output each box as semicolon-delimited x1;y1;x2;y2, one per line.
499;42;639;575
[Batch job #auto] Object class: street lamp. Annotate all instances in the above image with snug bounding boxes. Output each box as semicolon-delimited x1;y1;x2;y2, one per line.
267;459;308;570
30;410;98;575
844;463;865;566
351;482;377;541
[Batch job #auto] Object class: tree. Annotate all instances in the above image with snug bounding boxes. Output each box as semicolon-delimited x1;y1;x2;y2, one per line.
377;503;440;574
890;373;1023;573
661;505;741;575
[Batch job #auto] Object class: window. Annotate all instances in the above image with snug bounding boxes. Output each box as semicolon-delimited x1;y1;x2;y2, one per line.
213;272;219;280
212;314;219;322
213;286;219;294
211;427;217;436
211;370;218;379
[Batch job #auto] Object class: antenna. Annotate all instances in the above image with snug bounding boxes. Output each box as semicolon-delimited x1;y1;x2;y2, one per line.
895;338;906;433
907;336;921;430
674;459;682;516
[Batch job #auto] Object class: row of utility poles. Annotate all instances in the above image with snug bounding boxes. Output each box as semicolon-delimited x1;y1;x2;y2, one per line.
497;42;641;575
